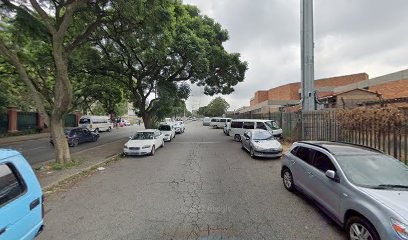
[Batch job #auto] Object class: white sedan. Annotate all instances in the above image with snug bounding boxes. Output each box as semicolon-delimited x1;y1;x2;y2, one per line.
158;124;176;141
123;130;164;156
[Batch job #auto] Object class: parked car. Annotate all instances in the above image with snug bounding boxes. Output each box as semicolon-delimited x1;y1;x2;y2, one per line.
241;130;282;158
0;149;44;240
230;119;282;141
123;130;164;156
203;117;211;126
210;117;231;129
79;115;113;133
281;141;408;240
118;119;131;127
192;117;197;121
174;121;185;134
158;123;176;141
50;128;99;147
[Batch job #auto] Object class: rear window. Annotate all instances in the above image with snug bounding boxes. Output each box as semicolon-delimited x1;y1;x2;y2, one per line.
0;163;26;207
231;121;243;128
79;118;90;124
159;125;171;131
243;122;255;129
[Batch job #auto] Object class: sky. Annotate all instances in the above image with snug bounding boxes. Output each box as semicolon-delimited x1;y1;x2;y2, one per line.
182;0;408;112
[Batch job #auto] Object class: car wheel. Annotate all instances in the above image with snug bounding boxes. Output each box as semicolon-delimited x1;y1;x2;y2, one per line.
346;216;379;240
250;148;255;158
234;134;241;142
150;145;156;156
107;127;111;132
92;136;98;142
72;139;79;147
282;168;295;192
95;128;99;134
161;140;164;147
241;142;245;150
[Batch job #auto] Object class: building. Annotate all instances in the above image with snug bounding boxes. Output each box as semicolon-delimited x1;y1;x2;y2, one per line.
243;69;408;113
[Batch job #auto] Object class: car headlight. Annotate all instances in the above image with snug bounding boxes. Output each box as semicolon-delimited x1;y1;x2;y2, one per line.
392;218;408;239
124;145;128;149
142;145;151;149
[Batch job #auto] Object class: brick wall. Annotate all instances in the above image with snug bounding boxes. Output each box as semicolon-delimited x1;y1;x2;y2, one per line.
369;79;408;99
250;73;369;106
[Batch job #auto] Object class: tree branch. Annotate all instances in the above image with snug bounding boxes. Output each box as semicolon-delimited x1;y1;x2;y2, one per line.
29;0;57;34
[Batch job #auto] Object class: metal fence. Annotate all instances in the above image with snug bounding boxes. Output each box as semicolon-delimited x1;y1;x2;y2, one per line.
17;112;38;131
65;114;77;127
228;110;408;163
0;114;8;134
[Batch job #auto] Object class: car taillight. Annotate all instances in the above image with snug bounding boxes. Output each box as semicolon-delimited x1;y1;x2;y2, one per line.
41;195;46;219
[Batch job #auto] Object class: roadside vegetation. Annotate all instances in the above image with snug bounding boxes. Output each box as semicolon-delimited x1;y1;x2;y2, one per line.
0;0;247;164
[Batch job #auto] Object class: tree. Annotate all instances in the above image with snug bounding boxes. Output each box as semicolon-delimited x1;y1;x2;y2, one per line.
95;0;247;128
199;97;230;117
0;0;109;164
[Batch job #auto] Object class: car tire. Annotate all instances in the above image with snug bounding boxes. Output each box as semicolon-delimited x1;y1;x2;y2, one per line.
241;142;245;150
282;168;295;192
346;216;379;240
95;128;99;134
161;140;164;147
150;145;155;156
72;139;79;147
107;127;111;132
92;136;98;142
234;134;241;142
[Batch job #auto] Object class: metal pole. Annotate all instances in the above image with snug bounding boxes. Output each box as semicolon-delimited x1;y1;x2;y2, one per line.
301;0;316;111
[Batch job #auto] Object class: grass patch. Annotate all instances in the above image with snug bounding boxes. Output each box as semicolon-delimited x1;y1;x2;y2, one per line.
50;157;86;171
0;129;42;138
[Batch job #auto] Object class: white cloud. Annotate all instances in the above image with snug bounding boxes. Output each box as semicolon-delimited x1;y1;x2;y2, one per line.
184;0;408;111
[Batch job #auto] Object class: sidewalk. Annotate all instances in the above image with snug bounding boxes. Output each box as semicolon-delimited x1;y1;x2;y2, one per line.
35;138;128;191
0;132;49;145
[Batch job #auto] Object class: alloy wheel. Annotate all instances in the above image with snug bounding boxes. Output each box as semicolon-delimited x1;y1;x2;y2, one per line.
350;223;373;240
283;171;293;189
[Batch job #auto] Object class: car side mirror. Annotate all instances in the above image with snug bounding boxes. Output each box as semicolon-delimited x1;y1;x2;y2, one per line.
325;170;337;181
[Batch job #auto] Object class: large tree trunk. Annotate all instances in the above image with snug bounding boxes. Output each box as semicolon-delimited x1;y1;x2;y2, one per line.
51;35;73;163
142;111;153;129
50;115;71;164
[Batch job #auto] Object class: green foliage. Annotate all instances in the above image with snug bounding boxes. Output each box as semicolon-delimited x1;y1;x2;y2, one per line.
198;97;230;117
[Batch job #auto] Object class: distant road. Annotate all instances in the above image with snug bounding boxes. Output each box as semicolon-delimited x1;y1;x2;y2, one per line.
0;125;141;165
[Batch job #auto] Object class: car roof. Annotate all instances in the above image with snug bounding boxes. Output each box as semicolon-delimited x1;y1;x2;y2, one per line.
0;149;20;160
296;141;383;156
137;129;156;132
232;119;275;122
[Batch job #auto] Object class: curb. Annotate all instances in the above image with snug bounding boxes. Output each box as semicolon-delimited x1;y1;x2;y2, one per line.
41;153;122;192
32;138;127;169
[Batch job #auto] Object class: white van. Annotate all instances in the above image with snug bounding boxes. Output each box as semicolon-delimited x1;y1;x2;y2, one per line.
79;115;113;133
230;119;282;141
210;117;231;129
203;117;211;126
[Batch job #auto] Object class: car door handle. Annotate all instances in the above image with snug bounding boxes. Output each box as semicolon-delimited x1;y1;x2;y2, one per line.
30;198;40;210
0;227;7;236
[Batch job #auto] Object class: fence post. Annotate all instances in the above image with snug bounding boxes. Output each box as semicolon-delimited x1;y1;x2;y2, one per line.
7;106;18;133
74;111;81;127
394;127;398;158
37;112;44;130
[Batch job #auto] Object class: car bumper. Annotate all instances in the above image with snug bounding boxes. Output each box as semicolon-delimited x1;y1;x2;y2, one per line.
164;136;171;141
123;148;151;156
254;150;282;158
203;123;210;126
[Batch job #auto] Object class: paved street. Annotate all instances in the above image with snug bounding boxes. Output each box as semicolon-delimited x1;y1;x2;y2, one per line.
38;121;345;240
0;125;140;165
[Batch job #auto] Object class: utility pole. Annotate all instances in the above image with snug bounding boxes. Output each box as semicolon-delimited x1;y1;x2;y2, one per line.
301;0;316;111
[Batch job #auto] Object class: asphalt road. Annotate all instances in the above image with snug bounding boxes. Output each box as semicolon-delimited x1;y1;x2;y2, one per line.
0;125;141;165
38;121;346;240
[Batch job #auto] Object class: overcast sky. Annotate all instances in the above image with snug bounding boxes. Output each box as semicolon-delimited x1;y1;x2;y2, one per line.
183;0;408;111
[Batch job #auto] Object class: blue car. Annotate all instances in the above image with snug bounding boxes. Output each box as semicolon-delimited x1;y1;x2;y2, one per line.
0;149;44;239
50;128;99;147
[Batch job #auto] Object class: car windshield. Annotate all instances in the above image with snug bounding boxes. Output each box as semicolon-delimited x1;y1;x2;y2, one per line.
132;132;154;140
252;131;274;140
265;121;279;130
79;118;90;124
336;154;408;189
64;129;73;136
158;125;171;131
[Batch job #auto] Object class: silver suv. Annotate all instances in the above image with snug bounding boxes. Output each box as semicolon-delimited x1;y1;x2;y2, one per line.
281;141;408;240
